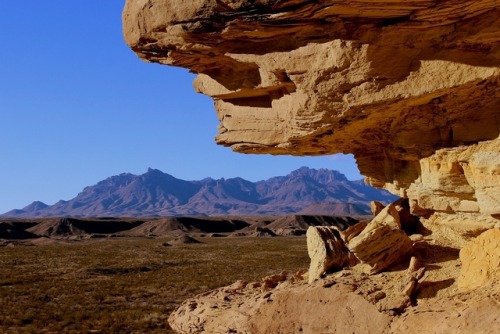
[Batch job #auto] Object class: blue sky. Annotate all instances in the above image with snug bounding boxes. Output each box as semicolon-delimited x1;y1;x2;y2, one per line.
0;1;361;213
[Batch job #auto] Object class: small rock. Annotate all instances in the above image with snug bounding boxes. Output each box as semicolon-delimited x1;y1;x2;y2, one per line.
409;234;424;242
371;198;420;233
372;290;386;301
261;271;288;291
401;256;426;300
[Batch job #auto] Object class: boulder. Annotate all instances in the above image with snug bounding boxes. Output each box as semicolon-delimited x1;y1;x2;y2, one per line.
306;226;350;283
346;199;415;274
348;221;413;274
458;228;500;291
371;198;419;233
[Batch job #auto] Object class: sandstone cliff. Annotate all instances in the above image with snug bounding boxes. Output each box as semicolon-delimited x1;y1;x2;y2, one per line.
122;1;499;333
123;0;499;223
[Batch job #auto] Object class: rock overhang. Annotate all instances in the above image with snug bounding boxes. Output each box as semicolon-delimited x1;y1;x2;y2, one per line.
123;0;500;218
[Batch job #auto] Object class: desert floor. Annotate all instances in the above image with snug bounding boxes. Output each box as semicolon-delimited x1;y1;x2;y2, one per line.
0;236;308;333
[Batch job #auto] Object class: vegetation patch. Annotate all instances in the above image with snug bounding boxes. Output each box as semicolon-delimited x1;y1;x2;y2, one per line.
0;236;308;333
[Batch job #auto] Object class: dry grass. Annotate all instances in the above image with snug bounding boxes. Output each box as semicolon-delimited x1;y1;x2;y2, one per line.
0;236;308;333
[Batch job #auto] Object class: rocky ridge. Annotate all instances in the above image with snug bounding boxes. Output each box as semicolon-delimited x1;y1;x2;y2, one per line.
2;167;394;218
122;1;499;333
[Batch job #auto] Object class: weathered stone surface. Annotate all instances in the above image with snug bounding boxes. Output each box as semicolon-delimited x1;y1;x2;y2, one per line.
261;271;288;291
390;290;500;334
348;221;413;274
306;226;350;283
340;220;367;244
168;272;392;334
404;138;500;217
401;256;426;299
123;0;500;223
458;228;500;291
371;198;404;229
168;261;500;334
371;198;420;234
344;198;416;274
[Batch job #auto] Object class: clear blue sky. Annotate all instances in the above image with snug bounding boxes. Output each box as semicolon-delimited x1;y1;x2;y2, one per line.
0;1;361;213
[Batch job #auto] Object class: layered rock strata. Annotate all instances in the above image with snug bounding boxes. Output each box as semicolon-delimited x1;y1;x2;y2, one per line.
122;0;500;222
458;228;500;291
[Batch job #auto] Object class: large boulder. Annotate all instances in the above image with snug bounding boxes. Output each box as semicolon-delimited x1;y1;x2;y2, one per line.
347;199;414;274
348;221;413;274
458;228;500;291
306;226;350;283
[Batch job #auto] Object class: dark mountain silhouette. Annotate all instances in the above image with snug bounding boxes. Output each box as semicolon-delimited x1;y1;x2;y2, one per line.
297;202;370;216
25;218;143;237
1;167;397;218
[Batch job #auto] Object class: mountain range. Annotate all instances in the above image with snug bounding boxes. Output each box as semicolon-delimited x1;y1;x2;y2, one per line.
1;167;397;218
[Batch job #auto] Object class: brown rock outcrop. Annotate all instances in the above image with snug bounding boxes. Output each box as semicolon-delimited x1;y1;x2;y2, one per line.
347;199;414;273
458;228;500;291
168;273;393;334
306;226;350;282
123;0;500;223
348;221;413;274
168;263;500;334
390;288;500;334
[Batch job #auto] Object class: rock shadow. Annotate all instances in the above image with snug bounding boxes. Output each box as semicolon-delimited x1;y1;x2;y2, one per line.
416;244;460;265
418;278;456;299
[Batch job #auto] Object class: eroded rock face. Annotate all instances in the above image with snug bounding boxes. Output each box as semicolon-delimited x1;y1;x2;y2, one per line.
404;138;500;217
458;228;500;291
168;273;393;334
123;0;500;221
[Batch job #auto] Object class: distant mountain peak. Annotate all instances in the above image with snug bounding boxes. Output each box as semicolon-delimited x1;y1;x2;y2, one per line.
289;166;349;183
146;167;162;174
0;167;397;218
22;201;49;212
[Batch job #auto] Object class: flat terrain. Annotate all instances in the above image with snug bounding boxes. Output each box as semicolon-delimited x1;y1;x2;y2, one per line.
0;236;308;333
